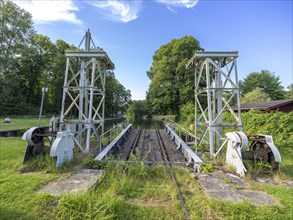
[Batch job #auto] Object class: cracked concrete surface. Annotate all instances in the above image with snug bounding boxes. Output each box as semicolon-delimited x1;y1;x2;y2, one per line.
197;172;280;205
37;169;103;195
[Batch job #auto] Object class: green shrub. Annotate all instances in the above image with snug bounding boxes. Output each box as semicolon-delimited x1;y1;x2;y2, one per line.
82;153;104;169
221;109;293;146
179;102;194;123
201;163;213;173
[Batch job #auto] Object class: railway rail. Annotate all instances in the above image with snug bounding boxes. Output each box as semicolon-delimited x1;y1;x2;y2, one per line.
155;129;190;220
113;128;190;220
114;128;142;195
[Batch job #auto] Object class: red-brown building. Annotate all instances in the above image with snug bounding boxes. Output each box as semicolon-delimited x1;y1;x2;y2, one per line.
233;99;293;113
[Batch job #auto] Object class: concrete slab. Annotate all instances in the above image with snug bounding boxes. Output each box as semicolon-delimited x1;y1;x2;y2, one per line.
237;190;280;205
37;169;103;195
254;176;293;188
197;172;279;205
198;173;243;202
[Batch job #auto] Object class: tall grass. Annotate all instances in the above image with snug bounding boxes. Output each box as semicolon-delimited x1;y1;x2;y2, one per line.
0;137;58;219
55;191;116;220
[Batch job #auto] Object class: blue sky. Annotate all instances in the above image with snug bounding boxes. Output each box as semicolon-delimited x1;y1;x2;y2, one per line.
14;0;293;100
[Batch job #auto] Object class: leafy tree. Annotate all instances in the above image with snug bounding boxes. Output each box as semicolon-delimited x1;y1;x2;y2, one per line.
105;72;131;117
0;0;36;115
47;39;76;114
147;36;203;115
285;84;293;99
241;87;271;103
179;102;194;123
126;100;150;120
17;35;57;108
239;70;284;100
0;0;35;72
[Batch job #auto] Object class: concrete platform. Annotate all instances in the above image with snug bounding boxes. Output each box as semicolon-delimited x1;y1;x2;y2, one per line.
197;172;280;205
198;173;243;202
37;169;103;195
237;190;279;205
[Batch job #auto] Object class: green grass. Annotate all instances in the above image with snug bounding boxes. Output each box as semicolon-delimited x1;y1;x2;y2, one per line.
0;116;121;132
0;137;292;220
0;137;58;220
0;117;51;131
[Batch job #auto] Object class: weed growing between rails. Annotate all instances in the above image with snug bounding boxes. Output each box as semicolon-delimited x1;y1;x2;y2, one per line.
200;153;214;173
53;161;293;220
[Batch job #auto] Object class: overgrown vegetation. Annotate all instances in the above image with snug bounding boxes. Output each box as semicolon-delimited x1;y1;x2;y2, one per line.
1;2;292;219
200;154;214;173
0;138;59;219
1;136;292;219
126;100;151;121
241;110;293;177
222;109;293;174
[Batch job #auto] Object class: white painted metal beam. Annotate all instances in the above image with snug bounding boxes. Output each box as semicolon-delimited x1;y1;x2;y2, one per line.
187;51;242;157
95;124;132;161
164;124;202;164
59;30;114;154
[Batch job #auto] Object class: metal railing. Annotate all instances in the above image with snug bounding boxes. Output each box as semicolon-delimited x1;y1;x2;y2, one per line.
164;118;197;146
99;119;129;151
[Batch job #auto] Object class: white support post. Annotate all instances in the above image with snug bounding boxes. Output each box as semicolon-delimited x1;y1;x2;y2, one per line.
217;59;223;148
206;62;214;157
186;51;242;157
59;30;114;154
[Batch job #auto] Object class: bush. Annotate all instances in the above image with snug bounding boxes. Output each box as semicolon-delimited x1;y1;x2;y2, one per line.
243;110;293;145
221;109;293;145
83;153;104;169
179;102;194;122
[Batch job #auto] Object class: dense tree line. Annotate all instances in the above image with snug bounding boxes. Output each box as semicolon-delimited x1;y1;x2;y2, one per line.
126;100;151;120
0;0;131;116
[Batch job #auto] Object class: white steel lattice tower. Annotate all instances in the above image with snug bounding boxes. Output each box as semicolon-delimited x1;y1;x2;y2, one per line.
186;51;242;157
59;30;114;153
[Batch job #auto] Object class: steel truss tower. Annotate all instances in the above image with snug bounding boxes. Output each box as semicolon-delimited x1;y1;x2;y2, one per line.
60;30;114;153
186;51;242;157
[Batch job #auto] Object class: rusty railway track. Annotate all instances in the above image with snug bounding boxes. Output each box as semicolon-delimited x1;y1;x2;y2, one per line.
114;128;143;195
155;128;190;220
125;128;142;160
114;127;190;220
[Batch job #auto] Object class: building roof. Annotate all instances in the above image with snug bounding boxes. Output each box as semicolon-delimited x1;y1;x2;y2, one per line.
233;99;293;111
